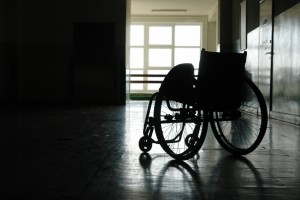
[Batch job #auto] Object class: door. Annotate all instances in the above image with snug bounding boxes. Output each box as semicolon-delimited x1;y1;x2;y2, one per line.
259;0;273;110
73;23;116;104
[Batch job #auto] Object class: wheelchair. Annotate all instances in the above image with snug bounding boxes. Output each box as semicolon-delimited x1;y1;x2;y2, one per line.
139;49;268;160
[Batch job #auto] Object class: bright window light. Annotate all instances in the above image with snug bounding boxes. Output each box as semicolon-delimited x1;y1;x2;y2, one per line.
149;49;172;67
175;25;201;46
148;83;160;91
149;26;172;45
130;84;143;90
174;48;200;68
130;70;144;75
130;48;144;68
130;25;144;46
148;70;169;75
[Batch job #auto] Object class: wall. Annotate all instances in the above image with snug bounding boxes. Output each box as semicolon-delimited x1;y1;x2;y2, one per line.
230;0;300;124
207;2;218;52
0;0;126;105
207;21;217;51
265;0;300;124
0;1;8;100
271;3;300;123
218;0;232;52
0;0;18;103
218;0;260;85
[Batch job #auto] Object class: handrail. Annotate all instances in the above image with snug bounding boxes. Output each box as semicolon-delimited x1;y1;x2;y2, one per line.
130;74;165;84
130;74;197;84
130;74;165;77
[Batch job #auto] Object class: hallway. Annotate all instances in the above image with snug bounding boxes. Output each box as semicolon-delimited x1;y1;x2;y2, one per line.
1;101;300;199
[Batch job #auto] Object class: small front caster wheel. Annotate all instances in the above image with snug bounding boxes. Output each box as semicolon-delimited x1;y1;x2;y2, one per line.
139;136;152;152
185;134;197;148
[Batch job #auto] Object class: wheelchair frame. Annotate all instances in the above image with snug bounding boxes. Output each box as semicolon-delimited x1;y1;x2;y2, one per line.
139;49;268;160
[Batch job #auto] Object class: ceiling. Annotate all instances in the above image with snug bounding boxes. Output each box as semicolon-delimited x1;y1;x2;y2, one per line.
131;0;218;16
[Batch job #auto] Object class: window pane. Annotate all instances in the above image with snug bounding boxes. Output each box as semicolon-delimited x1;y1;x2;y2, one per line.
130;48;144;68
148;76;164;82
149;49;172;67
148;83;160;91
130;70;144;75
149;26;172;45
175;25;201;46
130;25;144;46
174;48;200;68
130;83;143;90
148;70;169;75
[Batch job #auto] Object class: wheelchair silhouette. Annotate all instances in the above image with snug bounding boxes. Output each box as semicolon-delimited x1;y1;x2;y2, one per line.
139;49;268;160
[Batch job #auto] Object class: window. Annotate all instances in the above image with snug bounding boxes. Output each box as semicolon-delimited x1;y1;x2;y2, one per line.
149;26;172;45
149;49;172;67
130;23;202;93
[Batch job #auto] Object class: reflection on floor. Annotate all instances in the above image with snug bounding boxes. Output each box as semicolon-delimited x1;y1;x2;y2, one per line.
1;101;300;199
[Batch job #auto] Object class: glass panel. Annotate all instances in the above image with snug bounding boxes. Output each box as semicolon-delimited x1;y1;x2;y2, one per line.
130;83;143;90
130;70;144;75
130;48;144;68
148;76;164;82
175;25;201;46
148;70;169;75
148;83;160;91
149;26;172;45
130;70;144;74
149;49;172;67
174;48;200;68
130;77;143;81
130;25;144;46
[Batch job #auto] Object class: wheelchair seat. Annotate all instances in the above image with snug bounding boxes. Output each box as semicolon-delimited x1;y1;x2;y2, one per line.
159;63;196;104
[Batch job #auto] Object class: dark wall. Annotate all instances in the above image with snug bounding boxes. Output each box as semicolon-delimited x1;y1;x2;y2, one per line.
218;0;233;52
229;0;300;123
0;0;126;105
237;0;300;124
274;0;300;16
0;0;18;103
246;0;260;33
219;0;260;52
272;2;300;118
228;0;260;52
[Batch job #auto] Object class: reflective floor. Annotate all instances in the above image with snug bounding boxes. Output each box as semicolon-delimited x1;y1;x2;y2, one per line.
1;101;300;199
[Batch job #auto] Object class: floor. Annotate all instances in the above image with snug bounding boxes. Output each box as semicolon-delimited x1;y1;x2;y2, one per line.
1;101;300;199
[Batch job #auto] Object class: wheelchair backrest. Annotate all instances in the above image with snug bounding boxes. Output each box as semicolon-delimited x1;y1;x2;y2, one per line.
197;49;247;110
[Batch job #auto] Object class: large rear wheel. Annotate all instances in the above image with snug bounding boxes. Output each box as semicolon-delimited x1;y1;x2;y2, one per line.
211;78;268;155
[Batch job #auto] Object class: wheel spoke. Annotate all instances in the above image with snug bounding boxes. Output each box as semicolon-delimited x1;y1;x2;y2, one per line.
211;78;268;155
